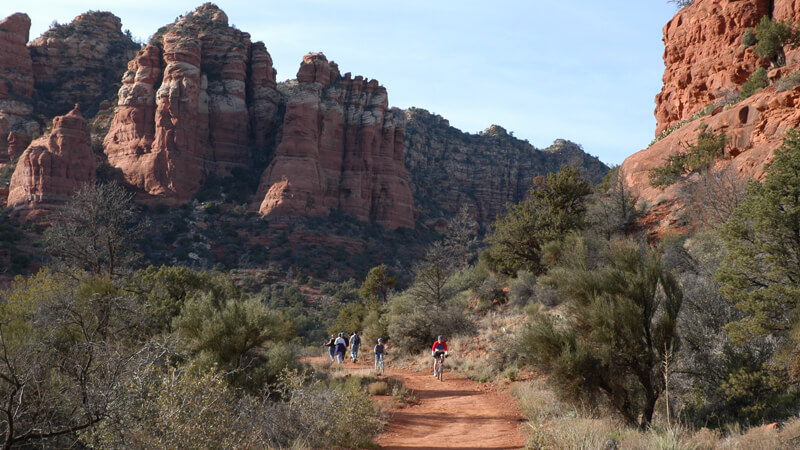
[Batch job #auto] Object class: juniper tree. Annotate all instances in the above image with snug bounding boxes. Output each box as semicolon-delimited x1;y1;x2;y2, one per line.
485;166;592;276
522;237;682;429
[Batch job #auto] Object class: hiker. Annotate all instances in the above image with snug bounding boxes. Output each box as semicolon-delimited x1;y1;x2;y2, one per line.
374;338;386;372
334;332;347;364
349;331;361;363
324;334;336;361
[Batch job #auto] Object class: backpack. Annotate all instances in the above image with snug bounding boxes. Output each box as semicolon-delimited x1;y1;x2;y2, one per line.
351;334;361;346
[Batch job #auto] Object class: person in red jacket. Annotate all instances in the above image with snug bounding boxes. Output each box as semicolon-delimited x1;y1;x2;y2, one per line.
431;335;448;377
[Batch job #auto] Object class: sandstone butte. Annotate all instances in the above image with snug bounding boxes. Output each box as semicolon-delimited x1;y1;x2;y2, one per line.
621;0;800;226
103;3;281;206
6;104;95;220
0;13;38;163
254;52;415;230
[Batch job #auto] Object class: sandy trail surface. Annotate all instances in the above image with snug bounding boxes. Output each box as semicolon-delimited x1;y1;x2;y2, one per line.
308;354;526;449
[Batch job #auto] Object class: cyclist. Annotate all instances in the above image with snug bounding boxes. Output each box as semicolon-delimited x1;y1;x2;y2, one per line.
374;338;386;372
349;331;361;363
431;335;448;377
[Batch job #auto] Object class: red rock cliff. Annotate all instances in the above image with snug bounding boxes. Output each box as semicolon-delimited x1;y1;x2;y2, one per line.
0;13;38;162
623;0;800;227
255;53;414;230
7;104;95;218
104;3;280;204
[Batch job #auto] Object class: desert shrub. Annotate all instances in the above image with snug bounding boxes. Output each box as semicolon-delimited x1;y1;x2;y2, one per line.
679;164;748;231
367;381;390;395
649;127;728;188
268;370;382;448
509;270;537;308
738;66;769;100
776;70;800;92
520;238;682;428
174;292;295;391
387;305;474;353
667;0;694;9
754;16;800;66
85;361;268;449
742;28;757;48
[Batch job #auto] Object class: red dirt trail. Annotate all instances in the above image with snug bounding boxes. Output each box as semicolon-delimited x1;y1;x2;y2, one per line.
309;355;526;449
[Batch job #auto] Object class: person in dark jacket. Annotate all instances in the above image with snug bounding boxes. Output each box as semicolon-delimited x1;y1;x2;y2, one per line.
324;334;336;361
349;331;361;363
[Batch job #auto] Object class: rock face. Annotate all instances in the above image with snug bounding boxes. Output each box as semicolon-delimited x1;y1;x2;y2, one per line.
7;104;95;216
104;3;280;204
404;108;608;226
654;0;771;135
255;53;414;230
29;11;140;119
0;13;38;163
622;0;800;224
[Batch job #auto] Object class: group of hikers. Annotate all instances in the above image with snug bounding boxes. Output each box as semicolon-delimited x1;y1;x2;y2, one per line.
325;331;375;364
324;332;449;377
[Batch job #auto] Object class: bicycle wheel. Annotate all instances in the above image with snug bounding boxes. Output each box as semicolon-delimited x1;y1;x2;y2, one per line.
437;358;443;381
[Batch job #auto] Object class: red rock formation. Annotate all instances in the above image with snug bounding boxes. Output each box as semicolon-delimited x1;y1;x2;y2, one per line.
7;104;95;218
255;53;414;230
623;0;800;226
0;13;37;162
28;11;140;119
104;3;279;204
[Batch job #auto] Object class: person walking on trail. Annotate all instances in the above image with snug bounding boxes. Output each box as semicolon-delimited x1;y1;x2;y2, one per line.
334;332;347;364
324;334;336;361
374;338;386;371
431;335;448;377
349;331;361;363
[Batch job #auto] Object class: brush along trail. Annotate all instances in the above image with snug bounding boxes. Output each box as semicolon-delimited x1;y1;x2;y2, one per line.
307;354;525;449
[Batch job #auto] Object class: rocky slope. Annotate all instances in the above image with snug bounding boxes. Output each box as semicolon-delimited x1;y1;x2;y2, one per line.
404;108;608;226
255;53;414;230
6;104;95;218
103;3;281;205
0;13;37;163
622;0;800;225
29;11;140;119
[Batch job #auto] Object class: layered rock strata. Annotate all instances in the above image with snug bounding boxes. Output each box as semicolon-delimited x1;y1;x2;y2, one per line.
29;11;140;119
255;53;414;230
104;3;280;204
7;104;95;217
404;108;608;226
0;13;38;162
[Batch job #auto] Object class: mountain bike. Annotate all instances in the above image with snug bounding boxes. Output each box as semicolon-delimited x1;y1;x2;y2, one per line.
433;351;447;381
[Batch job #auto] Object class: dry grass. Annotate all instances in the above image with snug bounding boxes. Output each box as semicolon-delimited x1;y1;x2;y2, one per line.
367;381;390;396
511;377;800;449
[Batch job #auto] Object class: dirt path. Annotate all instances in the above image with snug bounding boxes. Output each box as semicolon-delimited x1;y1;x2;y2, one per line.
308;355;526;449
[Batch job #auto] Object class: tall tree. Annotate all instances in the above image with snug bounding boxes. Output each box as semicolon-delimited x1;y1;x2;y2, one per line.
358;265;397;303
485;166;592;276
44;182;144;277
717;128;800;344
522;238;682;429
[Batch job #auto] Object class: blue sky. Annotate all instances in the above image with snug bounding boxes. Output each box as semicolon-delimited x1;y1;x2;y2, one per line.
5;1;680;165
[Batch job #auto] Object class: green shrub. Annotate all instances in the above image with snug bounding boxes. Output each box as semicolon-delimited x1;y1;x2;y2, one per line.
742;28;756;48
649;127;728;188
738;67;769;100
776;70;800;92
754;16;800;66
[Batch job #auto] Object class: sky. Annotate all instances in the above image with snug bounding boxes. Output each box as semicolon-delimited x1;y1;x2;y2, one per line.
3;1;680;166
